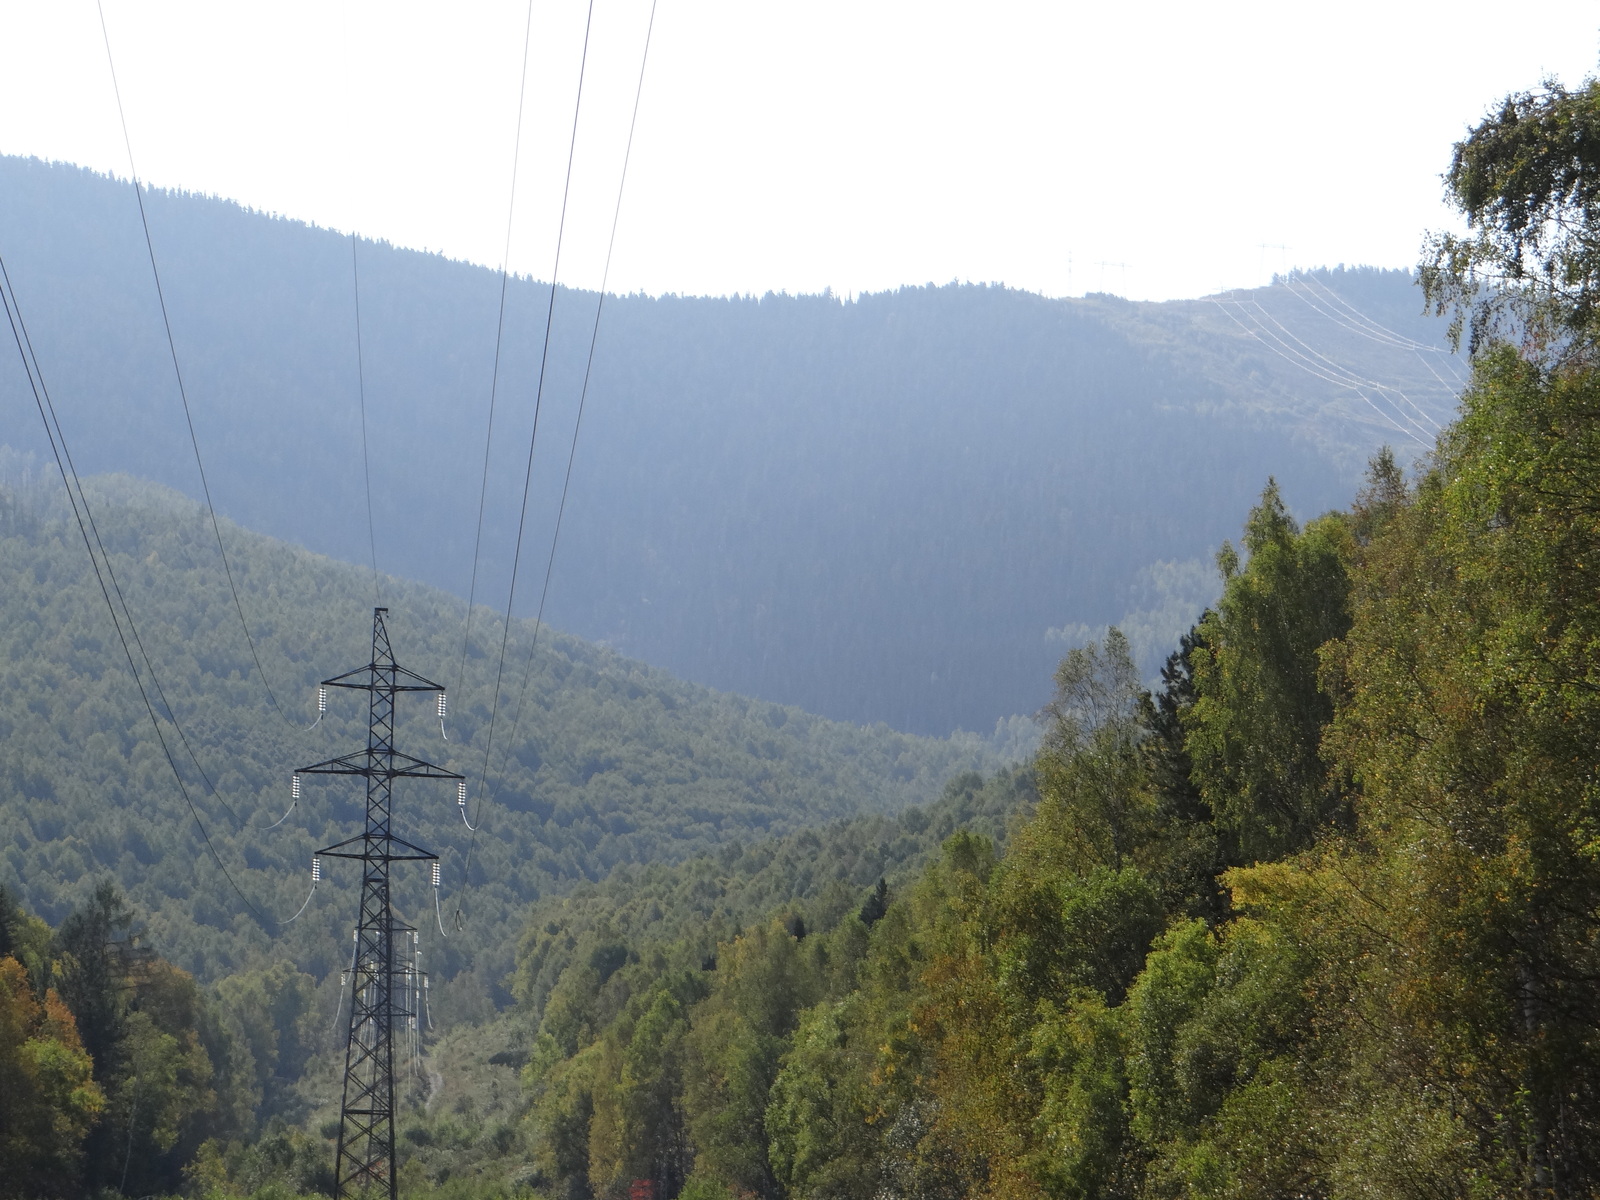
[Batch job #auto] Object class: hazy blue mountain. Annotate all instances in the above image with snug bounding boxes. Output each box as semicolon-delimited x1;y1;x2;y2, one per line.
0;156;1462;734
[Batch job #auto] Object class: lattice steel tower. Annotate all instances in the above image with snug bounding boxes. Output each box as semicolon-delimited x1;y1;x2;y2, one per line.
299;608;462;1199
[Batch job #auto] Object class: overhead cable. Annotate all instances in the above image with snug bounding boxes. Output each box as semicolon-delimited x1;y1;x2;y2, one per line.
455;0;539;702
462;0;600;915
457;0;659;926
280;878;319;924
1226;298;1431;443
350;234;382;605
1284;274;1470;395
1300;273;1465;362
0;257;248;826
1206;298;1428;448
1244;299;1440;437
0;252;284;927
95;0;294;725
1216;296;1430;437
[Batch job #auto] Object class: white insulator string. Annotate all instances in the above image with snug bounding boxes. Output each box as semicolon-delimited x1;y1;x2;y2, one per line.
433;862;449;938
307;685;328;730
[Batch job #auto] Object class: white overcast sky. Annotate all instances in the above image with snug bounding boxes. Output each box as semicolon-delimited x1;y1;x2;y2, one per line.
0;1;1596;302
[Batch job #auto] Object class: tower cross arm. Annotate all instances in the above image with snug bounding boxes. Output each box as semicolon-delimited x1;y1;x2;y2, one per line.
321;663;447;693
298;750;465;781
316;832;438;862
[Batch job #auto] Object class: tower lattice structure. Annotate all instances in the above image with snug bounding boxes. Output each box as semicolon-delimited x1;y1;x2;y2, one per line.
300;607;461;1199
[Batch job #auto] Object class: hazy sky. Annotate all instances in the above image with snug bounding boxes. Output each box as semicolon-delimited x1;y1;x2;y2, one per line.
1;1;1596;302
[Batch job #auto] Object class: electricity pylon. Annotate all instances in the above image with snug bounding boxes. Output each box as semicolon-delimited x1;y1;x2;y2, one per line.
299;607;461;1199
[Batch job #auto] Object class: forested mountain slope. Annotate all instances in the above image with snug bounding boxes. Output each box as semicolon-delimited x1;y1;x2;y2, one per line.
0;156;1462;733
0;474;1009;1002
0;764;1040;1198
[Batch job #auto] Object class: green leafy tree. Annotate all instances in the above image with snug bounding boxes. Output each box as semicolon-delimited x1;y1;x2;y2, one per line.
1316;345;1600;1192
767;849;981;1200
1026;994;1133;1200
50;880;139;1092
213;960;320;1128
0;884;16;962
682;920;821;1197
525;1030;601;1200
1423;77;1600;353
1185;481;1352;861
1032;629;1153;874
617;983;695;1195
1137;626;1238;920
766;998;878;1200
0;956;103;1198
1123;916;1319;1199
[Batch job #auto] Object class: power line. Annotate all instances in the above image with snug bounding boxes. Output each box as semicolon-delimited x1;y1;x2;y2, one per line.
1231;298;1430;441
95;0;294;725
1244;298;1440;437
350;233;381;605
462;0;600;911
1284;273;1470;395
1216;292;1429;421
455;0;539;701
0;257;246;826
1210;298;1412;439
0;252;284;927
1299;272;1462;360
1207;297;1430;448
341;3;384;609
457;0;660;926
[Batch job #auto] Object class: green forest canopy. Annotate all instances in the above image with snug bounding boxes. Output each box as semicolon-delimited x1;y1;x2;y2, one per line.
470;77;1600;1200
0;474;1014;1003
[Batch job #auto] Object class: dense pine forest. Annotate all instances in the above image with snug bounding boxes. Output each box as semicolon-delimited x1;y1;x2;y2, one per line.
8;71;1600;1200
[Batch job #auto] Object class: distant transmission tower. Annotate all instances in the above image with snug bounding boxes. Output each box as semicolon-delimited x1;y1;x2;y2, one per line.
299;607;461;1199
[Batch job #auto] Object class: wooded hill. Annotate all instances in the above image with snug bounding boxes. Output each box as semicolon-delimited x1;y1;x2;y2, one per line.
421;78;1600;1200
0;155;1463;733
0;473;1013;1009
0;762;1037;1199
374;345;1600;1199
